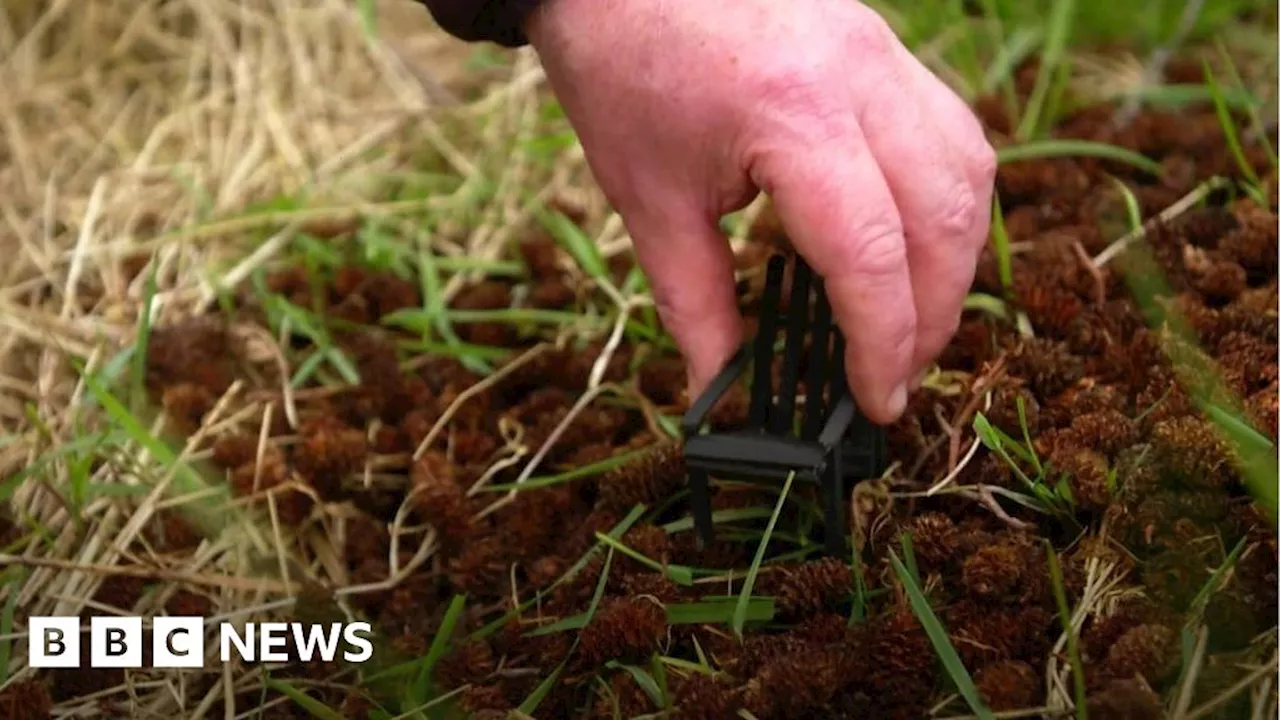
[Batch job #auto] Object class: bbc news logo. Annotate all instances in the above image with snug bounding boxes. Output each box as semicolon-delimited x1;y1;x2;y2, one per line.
28;617;373;668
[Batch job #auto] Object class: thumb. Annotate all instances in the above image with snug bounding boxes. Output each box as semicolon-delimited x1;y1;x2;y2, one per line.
625;206;744;398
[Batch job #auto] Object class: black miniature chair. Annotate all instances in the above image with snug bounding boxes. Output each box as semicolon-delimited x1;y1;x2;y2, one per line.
680;252;886;556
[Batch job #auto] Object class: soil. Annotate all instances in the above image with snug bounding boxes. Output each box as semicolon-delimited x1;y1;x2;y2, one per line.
9;79;1279;718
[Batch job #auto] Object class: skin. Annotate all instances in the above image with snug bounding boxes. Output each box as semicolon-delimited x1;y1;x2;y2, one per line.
523;0;997;424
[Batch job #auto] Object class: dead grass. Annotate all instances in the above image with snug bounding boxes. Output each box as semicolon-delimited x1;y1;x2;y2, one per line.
0;1;615;715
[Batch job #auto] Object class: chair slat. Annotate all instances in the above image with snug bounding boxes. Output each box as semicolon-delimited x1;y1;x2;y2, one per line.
748;255;785;428
771;255;811;435
801;279;832;440
830;332;848;402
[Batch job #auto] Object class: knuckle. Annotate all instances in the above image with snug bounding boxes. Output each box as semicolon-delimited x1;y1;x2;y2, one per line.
934;184;980;239
846;7;897;59
843;221;908;282
751;70;848;143
971;141;999;185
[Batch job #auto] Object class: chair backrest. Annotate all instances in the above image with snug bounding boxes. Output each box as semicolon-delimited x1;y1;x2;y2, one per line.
747;253;851;440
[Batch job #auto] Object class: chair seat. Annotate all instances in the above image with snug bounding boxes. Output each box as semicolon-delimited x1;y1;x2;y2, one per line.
684;430;827;470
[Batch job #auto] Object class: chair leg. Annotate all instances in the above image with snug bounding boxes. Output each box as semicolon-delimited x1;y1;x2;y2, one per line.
689;468;714;549
822;451;847;556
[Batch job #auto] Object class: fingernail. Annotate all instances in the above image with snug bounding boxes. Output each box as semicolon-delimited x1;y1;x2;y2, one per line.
887;382;909;420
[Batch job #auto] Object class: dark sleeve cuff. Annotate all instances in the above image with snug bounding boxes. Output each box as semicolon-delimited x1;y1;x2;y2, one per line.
415;0;543;48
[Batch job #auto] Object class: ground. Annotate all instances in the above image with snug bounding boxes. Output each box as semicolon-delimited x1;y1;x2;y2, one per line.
0;1;1277;719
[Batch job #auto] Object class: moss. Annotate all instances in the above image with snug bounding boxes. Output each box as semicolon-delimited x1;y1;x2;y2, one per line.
1086;677;1165;720
449;535;517;598
229;451;310;525
160;382;216;432
671;672;737;720
1007;338;1086;401
974;660;1042;711
901;512;960;571
529;276;578;309
292;414;367;499
962;544;1025;597
947;604;1055;669
1150;416;1238;489
1069;410;1138;457
757;558;853;619
409;452;474;548
1104;624;1179;685
595;442;685;513
576;597;667;668
596;670;656;719
1053;447;1113;511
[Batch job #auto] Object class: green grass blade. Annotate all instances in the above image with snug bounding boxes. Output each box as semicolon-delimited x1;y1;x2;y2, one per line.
383;307;588;332
1016;396;1043;475
1109;176;1144;230
1113;83;1259;112
983;26;1043;95
413;242;475;371
1187;535;1250;624
651;654;671;709
355;0;378;38
79;368;234;536
621;263;649;296
264;678;345;720
594;532;695;586
973;413;1037;487
290;351;327;389
1044;541;1087;719
411;594;467;704
0;431;125;503
433;257;525;275
898;532;921;587
963;292;1010;321
889;549;994;720
481;448;651;492
997;140;1163;175
1202;402;1278;520
537;208;613;290
525;612;593;637
610;662;664;708
1016;0;1076;140
943;0;984;98
520;548;616;714
733;470;796;640
660;507;774;533
0;567;24;685
395;338;510;363
988;192;1013;292
665;597;775;625
467;505;646;642
130;258;159;412
980;0;1024;128
849;545;869;625
1213;39;1276;169
1202;60;1262;186
528;597;775;636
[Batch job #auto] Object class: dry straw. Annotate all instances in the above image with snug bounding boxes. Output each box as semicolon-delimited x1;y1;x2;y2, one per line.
0;1;609;715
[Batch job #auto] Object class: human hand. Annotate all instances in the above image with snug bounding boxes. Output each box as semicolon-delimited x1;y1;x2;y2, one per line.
525;0;997;424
